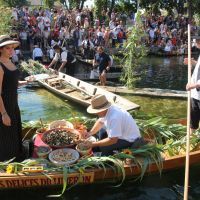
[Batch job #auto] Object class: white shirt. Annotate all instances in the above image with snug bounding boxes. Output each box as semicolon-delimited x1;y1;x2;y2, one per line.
191;56;200;100
49;48;55;59
82;40;94;49
53;51;76;63
101;106;141;142
53;52;60;61
32;47;43;60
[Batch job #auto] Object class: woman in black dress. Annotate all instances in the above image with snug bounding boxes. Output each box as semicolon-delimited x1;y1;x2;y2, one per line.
0;35;28;161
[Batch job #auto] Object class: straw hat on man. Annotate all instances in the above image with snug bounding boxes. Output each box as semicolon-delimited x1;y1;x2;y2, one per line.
82;94;144;156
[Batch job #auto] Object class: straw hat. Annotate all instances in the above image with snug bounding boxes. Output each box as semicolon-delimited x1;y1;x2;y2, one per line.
87;94;112;114
0;35;20;48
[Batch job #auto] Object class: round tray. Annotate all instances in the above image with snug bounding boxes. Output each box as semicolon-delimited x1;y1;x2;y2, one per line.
49;148;79;166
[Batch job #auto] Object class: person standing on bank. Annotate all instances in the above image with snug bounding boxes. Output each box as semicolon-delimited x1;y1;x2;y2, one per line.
48;45;76;76
32;44;43;62
93;46;111;86
184;35;200;133
0;35;30;161
82;94;144;156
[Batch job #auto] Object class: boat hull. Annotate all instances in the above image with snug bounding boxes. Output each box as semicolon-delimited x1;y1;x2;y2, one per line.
0;150;200;189
38;72;140;111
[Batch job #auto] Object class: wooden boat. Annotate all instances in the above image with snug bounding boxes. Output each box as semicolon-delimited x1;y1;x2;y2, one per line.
37;72;140;111
0;149;200;190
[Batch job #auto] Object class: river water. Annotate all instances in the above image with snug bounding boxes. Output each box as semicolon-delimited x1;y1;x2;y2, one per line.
1;55;200;199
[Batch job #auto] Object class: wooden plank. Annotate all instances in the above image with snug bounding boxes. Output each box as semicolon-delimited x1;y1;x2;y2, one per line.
60;88;77;93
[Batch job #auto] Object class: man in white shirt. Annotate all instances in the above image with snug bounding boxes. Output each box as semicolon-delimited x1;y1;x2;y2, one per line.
48;45;76;76
82;36;94;59
32;45;43;62
83;94;144;155
184;35;200;132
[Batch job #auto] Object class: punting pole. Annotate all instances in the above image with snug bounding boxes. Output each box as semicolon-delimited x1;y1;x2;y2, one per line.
183;24;192;200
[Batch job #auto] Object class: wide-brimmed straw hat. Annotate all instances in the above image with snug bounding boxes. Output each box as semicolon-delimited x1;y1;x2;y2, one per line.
0;35;20;48
87;94;112;114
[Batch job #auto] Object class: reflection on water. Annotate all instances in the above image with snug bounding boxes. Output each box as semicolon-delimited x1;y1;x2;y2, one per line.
137;56;189;90
18;87;89;122
124;95;187;120
18;87;187;122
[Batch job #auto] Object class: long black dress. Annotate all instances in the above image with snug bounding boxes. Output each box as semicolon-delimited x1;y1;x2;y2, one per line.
0;62;23;161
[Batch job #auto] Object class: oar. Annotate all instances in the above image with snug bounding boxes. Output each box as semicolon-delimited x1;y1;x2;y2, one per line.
183;23;192;200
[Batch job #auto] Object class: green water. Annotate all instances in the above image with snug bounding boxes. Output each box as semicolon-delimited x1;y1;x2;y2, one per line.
18;87;187;123
18;87;90;122
125;95;187;120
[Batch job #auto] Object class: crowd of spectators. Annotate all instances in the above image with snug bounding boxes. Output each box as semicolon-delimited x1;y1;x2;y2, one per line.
10;6;199;64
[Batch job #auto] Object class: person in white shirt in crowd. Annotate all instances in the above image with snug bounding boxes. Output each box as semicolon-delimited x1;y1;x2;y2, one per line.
19;29;28;50
12;47;22;66
48;45;76;76
109;19;115;30
48;46;55;60
110;28;118;47
82;36;94;59
43;12;51;31
84;17;89;29
184;35;200;133
81;94;144;156
149;28;155;44
32;45;43;62
42;27;50;49
37;13;44;33
164;39;173;53
96;28;104;46
12;8;18;21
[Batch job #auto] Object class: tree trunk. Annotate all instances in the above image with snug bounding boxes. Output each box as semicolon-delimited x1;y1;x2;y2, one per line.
187;0;192;21
80;0;85;10
110;0;116;11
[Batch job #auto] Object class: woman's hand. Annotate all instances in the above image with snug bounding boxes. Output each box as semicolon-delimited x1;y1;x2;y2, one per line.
2;113;11;126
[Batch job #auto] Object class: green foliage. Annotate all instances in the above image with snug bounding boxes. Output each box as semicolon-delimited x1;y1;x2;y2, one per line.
20;60;48;75
1;0;28;7
120;11;148;88
94;0;108;18
139;0;200;17
68;0;86;10
0;6;12;35
43;0;54;8
115;0;137;13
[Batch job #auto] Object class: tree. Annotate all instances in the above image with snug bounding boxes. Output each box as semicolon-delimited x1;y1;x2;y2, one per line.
138;0;200;18
44;0;54;8
94;0;108;18
0;6;12;35
68;0;86;10
120;11;148;88
1;0;28;7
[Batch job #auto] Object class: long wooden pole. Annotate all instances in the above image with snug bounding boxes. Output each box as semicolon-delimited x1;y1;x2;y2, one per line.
183;24;192;200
